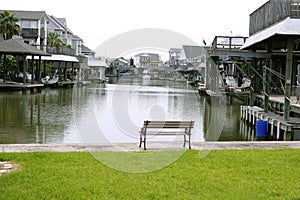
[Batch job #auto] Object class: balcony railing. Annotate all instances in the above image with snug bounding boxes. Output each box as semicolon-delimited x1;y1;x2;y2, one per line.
211;36;247;52
46;46;76;56
21;28;38;38
34;45;76;56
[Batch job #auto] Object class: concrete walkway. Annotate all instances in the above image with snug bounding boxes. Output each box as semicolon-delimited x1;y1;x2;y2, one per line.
1;141;300;152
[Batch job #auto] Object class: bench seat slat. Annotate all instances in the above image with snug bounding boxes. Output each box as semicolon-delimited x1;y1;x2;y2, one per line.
139;131;191;136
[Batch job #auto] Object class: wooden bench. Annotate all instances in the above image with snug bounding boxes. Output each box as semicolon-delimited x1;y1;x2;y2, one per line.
139;120;194;150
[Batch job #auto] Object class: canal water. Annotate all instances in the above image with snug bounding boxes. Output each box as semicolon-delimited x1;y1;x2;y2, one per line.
0;77;247;144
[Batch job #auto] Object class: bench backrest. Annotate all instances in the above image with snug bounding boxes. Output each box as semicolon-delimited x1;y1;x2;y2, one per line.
143;121;194;129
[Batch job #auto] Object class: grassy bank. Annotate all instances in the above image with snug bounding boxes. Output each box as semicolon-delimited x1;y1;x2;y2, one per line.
0;149;300;199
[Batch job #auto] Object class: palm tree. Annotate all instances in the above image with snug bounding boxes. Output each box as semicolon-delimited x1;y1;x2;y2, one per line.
0;10;20;40
47;32;63;47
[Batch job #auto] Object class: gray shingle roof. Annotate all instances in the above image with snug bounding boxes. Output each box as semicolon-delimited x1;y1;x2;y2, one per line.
0;39;50;56
0;10;46;20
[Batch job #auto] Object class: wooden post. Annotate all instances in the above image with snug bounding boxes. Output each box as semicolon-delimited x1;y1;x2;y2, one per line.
72;62;74;81
250;50;257;106
58;61;62;82
284;37;294;121
263;67;269;112
31;55;34;84
3;54;6;83
37;56;41;81
297;64;300;104
43;60;46;76
64;62;67;81
23;55;26;84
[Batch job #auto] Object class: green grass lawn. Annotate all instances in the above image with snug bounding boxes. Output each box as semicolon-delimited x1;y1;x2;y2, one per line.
0;149;300;200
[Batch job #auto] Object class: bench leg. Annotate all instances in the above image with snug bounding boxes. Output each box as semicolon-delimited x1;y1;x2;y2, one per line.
183;135;186;148
144;136;146;150
188;134;191;150
139;134;142;148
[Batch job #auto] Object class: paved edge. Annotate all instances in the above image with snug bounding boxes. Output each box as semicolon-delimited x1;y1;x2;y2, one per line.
1;142;300;152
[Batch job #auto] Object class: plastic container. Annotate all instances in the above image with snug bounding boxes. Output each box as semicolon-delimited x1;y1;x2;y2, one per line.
256;120;268;137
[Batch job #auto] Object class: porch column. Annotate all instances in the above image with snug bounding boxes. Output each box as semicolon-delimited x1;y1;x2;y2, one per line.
263;44;271;112
284;37;294;121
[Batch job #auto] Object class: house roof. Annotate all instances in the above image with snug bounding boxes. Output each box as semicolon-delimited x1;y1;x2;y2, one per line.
72;35;83;41
27;54;78;62
1;10;47;20
169;48;182;53
48;15;72;34
88;58;108;67
81;45;94;54
183;45;207;59
0;39;50;56
111;58;129;64
241;17;300;50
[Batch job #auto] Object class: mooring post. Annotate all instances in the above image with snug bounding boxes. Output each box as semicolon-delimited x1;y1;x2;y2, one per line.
283;37;293;121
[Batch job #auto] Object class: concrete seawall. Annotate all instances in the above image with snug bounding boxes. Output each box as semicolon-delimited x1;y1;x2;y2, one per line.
1;142;300;152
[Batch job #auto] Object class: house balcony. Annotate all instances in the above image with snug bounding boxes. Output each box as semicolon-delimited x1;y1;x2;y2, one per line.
46;46;76;56
211;36;247;52
34;45;76;56
21;28;38;38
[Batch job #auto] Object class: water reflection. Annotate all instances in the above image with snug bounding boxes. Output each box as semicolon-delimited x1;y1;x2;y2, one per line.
72;77;203;144
0;77;252;144
0;88;77;144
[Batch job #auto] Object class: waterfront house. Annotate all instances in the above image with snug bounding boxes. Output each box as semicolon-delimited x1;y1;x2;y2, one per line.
88;57;108;81
134;53;164;69
1;10;48;50
0;10;93;85
168;48;183;67
241;0;300;119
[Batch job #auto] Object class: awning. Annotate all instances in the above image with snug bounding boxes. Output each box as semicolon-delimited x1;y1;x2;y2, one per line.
26;54;79;62
241;17;300;50
88;58;108;68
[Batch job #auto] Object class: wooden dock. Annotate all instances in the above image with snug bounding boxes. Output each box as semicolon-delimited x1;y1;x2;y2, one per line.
241;106;300;141
0;82;44;93
255;95;300;116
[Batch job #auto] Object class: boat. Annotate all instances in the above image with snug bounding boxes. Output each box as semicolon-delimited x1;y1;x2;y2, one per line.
41;75;59;86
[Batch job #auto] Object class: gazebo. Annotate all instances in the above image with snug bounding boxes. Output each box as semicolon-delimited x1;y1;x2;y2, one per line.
0;39;50;84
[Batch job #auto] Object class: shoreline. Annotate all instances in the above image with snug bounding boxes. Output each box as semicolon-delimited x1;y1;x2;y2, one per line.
1;141;300;152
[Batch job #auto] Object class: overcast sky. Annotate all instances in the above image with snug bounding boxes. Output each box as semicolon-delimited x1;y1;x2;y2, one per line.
1;0;269;52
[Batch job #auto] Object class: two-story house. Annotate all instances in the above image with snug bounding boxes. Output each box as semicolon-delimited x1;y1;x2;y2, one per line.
3;10;48;50
134;53;163;68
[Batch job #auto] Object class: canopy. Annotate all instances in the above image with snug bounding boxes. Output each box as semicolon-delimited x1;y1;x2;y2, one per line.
241;17;300;50
0;39;50;56
27;54;78;62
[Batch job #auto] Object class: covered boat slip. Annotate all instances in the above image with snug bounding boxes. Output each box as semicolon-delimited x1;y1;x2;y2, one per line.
0;39;50;91
26;53;79;87
0;39;79;89
241;0;300;121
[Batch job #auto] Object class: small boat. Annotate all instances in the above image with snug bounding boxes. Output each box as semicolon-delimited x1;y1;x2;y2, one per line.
41;75;59;86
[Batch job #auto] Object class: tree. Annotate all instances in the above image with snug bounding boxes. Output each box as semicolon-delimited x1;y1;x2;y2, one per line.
0;11;20;40
0;55;17;80
47;32;63;47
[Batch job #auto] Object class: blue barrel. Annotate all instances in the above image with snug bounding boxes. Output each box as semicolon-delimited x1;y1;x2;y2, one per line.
256;120;268;137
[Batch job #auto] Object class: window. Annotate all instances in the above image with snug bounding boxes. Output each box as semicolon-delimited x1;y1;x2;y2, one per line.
21;20;38;29
291;0;300;17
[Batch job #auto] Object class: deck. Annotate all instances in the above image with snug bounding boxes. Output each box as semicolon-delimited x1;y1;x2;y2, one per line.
241;106;300;141
0;82;44;93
